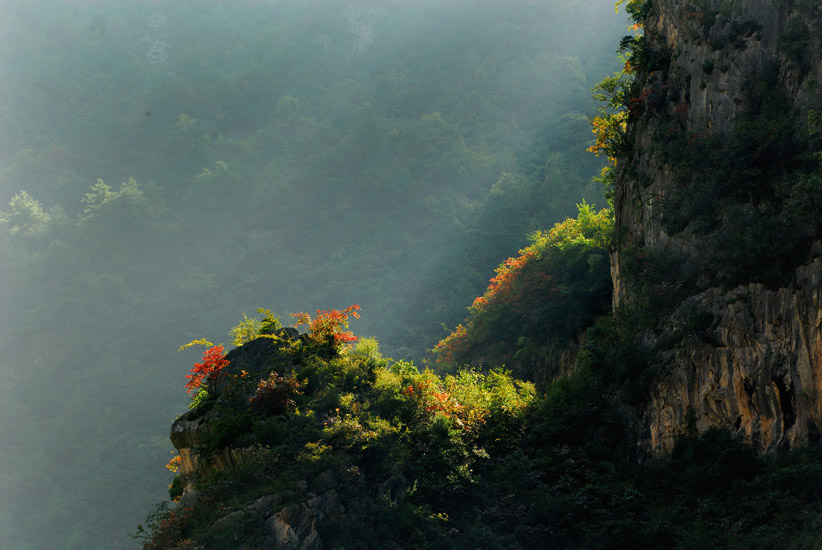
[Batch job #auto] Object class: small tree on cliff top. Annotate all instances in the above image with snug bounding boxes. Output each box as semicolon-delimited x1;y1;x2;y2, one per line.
292;305;361;354
185;345;230;393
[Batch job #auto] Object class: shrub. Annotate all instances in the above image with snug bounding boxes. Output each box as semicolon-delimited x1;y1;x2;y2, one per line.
249;371;302;416
292;305;361;355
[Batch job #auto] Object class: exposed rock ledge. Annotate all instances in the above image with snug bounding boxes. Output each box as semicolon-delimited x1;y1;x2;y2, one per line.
640;257;822;454
170;331;301;483
168;331;349;549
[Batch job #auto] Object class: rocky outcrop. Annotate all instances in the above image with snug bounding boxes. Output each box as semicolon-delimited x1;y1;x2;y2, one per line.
640;257;822;454
612;0;822;452
613;0;822;306
170;331;301;484
170;334;299;486
204;472;348;550
169;403;255;486
168;333;349;549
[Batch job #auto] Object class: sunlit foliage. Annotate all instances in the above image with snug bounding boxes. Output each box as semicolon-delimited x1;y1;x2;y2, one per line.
229;308;283;346
588;0;648;202
292;305;361;350
0;2;626;548
145;331;538;548
435;203;612;378
185;345;229;394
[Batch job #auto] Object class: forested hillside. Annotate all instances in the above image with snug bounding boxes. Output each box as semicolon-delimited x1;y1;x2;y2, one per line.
0;1;625;548
137;0;822;547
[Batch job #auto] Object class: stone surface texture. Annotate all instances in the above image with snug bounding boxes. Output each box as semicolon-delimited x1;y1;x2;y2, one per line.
614;0;822;300
613;0;822;453
640;258;822;454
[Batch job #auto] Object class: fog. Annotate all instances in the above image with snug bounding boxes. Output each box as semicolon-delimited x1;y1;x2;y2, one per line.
0;1;625;547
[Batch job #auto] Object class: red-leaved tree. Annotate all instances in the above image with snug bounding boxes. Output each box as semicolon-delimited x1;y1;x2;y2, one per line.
185;345;230;393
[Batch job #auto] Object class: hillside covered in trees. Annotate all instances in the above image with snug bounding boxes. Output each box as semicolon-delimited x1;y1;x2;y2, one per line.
139;0;822;547
0;1;625;548
8;0;822;547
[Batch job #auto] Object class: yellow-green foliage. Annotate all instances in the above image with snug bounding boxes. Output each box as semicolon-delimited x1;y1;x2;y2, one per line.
229;308;283;346
230;314;263;346
528;200;613;252
177;338;215;352
435;202;613;377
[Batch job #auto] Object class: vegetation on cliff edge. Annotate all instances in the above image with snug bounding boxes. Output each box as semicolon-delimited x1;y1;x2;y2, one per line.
140;308;822;549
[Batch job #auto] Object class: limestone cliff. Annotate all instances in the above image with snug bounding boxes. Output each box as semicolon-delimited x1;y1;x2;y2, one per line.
612;0;822;453
640;257;822;454
614;0;822;283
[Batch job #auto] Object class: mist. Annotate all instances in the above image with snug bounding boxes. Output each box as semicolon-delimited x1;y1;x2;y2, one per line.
0;1;625;547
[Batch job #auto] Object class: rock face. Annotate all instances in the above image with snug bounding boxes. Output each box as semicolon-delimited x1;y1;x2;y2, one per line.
168;333;348;549
613;0;822;452
205;475;348;550
266;488;346;550
613;0;822;305
170;332;300;483
170;403;255;485
221;328;301;379
640;258;822;454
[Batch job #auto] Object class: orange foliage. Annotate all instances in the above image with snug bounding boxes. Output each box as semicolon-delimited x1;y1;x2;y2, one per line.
435;203;612;368
165;453;182;473
587;111;627;165
402;379;487;431
292;305;361;348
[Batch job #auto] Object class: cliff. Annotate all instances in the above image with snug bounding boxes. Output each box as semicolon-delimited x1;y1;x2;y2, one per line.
612;0;822;453
614;0;821;272
641;257;822;454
